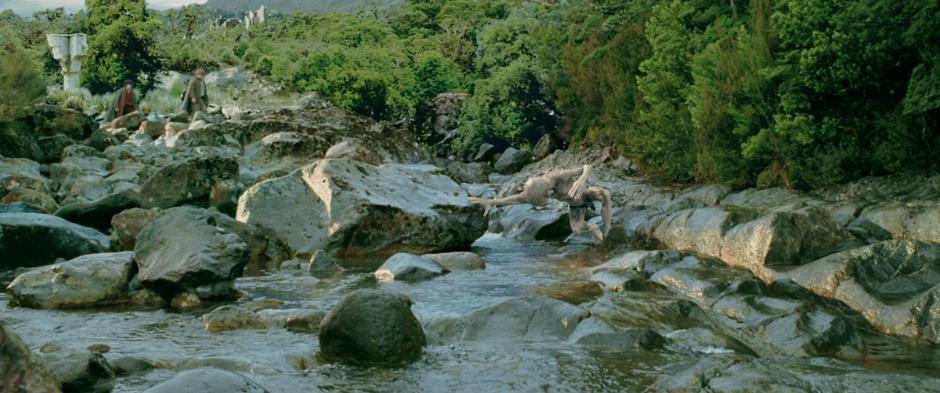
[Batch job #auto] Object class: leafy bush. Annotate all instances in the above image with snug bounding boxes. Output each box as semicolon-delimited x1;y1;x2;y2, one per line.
0;56;46;122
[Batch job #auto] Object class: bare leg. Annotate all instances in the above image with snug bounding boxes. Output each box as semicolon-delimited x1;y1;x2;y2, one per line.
568;206;604;245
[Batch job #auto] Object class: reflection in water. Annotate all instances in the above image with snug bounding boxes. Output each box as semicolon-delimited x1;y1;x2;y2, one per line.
1;233;938;392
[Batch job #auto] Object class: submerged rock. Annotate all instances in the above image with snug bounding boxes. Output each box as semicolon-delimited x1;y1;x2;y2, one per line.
374;253;449;282
319;289;426;367
0;324;61;393
41;349;115;393
144;368;269;393
202;305;269;333
7;252;134;309
0;213;110;270
429;296;590;342
423;251;486;271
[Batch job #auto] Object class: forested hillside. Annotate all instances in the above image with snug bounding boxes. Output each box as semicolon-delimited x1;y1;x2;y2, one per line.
2;0;938;188
203;0;401;15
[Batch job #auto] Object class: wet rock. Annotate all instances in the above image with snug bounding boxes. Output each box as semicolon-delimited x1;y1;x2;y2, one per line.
202;305;269;333
144;368;269;393
429;296;590;342
591;250;682;276
239;158;485;257
242;132;321;177
719;187;819;211
110;356;162;377
375;253;449;282
42;349;116;393
86;344;109;354
54;191;140;230
423;251;486;271
139;155;239;209
493;147;531;174
258;309;325;333
7;252;134;309
488;204;570;241
319;289;426;367
0;323;62;393
589;269;647;292
306;249;340;276
170;292;202;310
786;240;940;343
134;207;249;298
444;161;490;184
0;213;110;270
719;207;855;281
567;317;664;350
110;112;144;131
110;208;162;251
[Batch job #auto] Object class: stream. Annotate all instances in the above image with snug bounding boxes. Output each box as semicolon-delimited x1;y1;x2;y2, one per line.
3;234;939;392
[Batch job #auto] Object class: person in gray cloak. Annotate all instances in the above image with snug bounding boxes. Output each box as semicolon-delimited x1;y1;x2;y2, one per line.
180;68;209;120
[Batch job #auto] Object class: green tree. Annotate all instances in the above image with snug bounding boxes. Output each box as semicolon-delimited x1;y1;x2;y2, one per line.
458;57;559;149
82;0;163;95
634;0;697;181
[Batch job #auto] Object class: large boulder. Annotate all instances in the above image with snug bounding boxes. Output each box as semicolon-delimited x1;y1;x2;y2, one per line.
238;158;485;257
110;208;163;251
858;201;940;243
7;252;134;309
719;207;855;280
0;157;49;199
144;368;269;393
139;155;239;209
319;289;426;367
650;208;744;257
786;240;940;343
428;296;590;342
41;349;115;393
0;324;62;393
374;253;449;282
133;207;249;298
488;204;570;241
32;104;95;141
0;213;110;270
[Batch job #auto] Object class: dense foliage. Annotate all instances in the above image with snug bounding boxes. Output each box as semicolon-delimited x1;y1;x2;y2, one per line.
2;0;938;188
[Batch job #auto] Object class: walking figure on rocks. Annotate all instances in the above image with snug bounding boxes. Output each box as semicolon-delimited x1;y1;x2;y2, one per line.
469;164;612;244
181;67;209;120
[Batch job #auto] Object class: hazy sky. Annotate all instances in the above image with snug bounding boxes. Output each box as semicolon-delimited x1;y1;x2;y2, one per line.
0;0;206;16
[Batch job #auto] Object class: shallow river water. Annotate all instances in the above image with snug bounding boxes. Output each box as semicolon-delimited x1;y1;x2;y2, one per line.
2;234;939;392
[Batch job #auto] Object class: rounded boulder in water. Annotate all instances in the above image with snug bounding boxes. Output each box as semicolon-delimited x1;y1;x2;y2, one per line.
318;289;426;367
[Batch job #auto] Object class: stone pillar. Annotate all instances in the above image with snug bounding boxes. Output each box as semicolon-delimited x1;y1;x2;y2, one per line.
258;6;266;24
46;33;88;91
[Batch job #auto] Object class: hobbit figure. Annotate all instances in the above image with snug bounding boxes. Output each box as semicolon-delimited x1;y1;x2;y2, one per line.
469;164;612;244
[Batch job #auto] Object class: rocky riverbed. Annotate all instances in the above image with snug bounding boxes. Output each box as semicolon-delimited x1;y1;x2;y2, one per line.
1;98;939;392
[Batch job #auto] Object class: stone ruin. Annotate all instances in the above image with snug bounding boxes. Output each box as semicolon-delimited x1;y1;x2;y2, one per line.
244;5;266;30
46;33;88;91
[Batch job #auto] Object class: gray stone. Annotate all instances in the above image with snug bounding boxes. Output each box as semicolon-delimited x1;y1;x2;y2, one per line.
319;289;426;367
144;368;269;393
202;305;269;333
375;253;449;282
423;252;486;271
493;147;531;174
429;296;590;342
139;155;239;209
134;207;249;298
8;252;134;309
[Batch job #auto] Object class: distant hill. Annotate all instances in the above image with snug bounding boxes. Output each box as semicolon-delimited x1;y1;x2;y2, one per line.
203;0;402;15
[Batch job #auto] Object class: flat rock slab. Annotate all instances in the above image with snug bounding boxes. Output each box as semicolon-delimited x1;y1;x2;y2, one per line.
144;368;269;393
375;253;449;282
429;296;590;343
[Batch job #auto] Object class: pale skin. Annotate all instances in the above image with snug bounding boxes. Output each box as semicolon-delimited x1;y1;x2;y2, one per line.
469;164;612;244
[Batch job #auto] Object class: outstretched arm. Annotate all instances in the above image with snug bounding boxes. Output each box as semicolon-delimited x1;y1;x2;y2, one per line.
468;193;527;217
567;164;593;200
